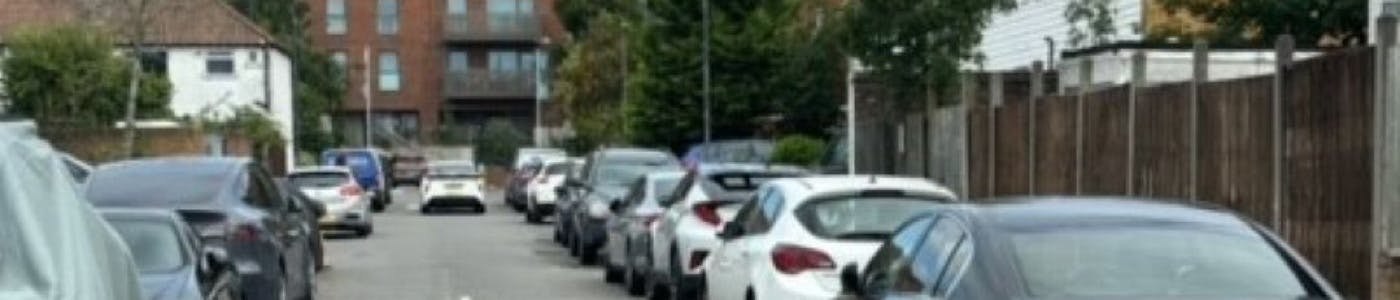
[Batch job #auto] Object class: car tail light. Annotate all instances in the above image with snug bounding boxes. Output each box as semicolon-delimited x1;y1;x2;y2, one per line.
232;224;260;243
692;202;722;227
771;244;835;274
689;250;710;270
340;184;363;197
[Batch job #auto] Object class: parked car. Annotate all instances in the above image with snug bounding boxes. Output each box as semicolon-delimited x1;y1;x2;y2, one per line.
60;151;93;183
392;150;428;186
566;148;684;266
99;209;242;300
681;139;775;167
420;160;487;214
525;159;581;223
288;166;375;237
323;148;393;212
555;157;590;245
839;198;1342;300
602;171;687;295
507;147;568;210
704;176;958;300
86;157;320;300
276;178;328;272
649;164;809;299
0;121;141;299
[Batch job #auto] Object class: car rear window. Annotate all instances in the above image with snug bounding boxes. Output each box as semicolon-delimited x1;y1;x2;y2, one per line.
428;164;480;179
106;219;186;273
87;164;231;207
794;196;949;240
1008;225;1308;297
289;172;349;188
545;163;571;175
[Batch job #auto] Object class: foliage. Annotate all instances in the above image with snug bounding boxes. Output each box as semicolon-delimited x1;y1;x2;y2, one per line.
770;135;824;167
836;0;1016;107
1157;0;1367;46
199;105;286;147
557;0;637;37
225;0;346;155
1;25;170;126
624;0;845;151
1065;0;1118;48
476;119;529;167
553;13;631;152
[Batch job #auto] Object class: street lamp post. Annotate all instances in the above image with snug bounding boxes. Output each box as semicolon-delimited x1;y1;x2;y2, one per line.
362;47;373;148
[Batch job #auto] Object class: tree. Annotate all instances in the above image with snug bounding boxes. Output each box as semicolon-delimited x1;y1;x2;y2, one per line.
837;0;1016;106
476;119;529;167
225;0;347;155
1;25;169;126
77;0;189;158
1065;0;1118;48
770;134;824;166
1158;0;1368;46
624;0;845;151
553;14;631;151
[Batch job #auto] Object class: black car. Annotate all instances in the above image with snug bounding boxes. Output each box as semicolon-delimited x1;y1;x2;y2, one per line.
86;157;320;300
98;209;241;300
566;148;684;265
277;178;328;271
842;198;1342;300
554;159;589;245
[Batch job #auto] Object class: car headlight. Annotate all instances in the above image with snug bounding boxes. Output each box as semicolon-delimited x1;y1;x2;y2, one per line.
587;201;611;219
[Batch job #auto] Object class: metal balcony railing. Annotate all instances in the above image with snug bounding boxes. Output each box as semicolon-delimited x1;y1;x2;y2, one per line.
443;16;541;43
442;71;537;98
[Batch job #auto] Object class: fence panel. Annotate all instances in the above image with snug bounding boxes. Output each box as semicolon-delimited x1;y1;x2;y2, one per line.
1033;96;1077;194
1198;76;1275;223
928;105;968;195
1081;87;1131;195
966;105;992;198
994;101;1032;195
1282;47;1374;299
1132;82;1193;198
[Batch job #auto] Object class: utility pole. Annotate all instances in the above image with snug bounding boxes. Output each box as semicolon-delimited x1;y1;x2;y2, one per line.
701;0;712;142
363;47;373;148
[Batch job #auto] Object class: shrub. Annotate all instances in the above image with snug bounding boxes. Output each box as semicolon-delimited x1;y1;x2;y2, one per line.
770;135;825;167
476;118;529;167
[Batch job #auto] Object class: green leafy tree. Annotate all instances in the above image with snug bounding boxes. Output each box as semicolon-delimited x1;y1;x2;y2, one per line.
554;13;631;151
225;0;346;155
1;25;169;126
1158;0;1368;46
770;134;824;166
1065;0;1118;48
837;0;1016;107
476;119;529;167
625;0;844;151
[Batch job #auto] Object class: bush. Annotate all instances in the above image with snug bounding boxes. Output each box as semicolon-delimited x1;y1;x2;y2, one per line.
770;135;825;167
476;119;529;167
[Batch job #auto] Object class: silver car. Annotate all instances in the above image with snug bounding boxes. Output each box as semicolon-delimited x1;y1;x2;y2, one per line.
289;166;375;237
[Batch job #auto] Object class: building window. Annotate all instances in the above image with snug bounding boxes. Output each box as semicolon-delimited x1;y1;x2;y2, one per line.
488;0;532;31
378;52;400;92
139;51;168;75
326;0;346;34
205;51;235;77
448;51;469;74
447;0;468;32
377;0;398;35
488;51;520;78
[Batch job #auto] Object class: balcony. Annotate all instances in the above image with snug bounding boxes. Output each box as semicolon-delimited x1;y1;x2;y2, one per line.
443;16;541;44
443;71;537;99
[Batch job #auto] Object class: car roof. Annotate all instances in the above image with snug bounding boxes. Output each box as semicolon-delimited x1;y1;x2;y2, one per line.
96;208;186;223
97;156;249;174
971;197;1250;228
695;163;807;174
646;171;688;181
770;175;957;204
290;166;353;174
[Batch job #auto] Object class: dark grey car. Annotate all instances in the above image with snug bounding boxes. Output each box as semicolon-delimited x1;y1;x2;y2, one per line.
86;157;319;300
842;198;1342;300
566;148;683;265
98;209;240;300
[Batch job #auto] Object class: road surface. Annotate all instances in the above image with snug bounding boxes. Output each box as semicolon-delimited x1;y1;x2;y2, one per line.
315;188;629;300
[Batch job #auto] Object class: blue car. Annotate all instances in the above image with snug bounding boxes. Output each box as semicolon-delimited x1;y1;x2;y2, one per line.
322;149;393;212
99;209;240;300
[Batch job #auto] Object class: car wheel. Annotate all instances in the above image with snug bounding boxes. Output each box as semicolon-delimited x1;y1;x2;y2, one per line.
419;205;431;215
580;247;598;265
670;249;699;300
568;234;581;257
624;248;647;296
553;227;563;244
302;251;317;300
526;209;542;223
356;225;373;238
370;199;385;212
604;262;623;283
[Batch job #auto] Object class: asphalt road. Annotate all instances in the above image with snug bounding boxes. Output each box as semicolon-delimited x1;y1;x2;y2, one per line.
315;187;630;300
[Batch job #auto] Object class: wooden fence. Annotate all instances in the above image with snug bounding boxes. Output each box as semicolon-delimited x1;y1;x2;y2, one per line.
960;47;1376;298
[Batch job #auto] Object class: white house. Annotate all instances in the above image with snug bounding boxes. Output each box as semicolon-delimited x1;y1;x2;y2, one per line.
0;0;296;166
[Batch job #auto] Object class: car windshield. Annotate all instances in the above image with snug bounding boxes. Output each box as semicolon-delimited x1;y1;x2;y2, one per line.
289;172;349;188
1008;225;1308;297
545;163;571;176
795;197;949;240
428;165;479;179
107;219;186;273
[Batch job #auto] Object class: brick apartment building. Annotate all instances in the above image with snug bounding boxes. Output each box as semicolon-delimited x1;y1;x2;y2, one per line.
307;0;565;147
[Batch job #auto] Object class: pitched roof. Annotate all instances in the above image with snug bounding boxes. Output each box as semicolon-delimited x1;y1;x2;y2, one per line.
0;0;277;46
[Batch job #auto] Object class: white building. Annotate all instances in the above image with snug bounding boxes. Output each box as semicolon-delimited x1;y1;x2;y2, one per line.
0;0;296;165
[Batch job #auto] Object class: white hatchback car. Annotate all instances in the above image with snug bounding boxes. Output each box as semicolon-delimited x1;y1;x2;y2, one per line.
288;166;374;237
525;158;580;223
419;161;486;214
704;176;957;300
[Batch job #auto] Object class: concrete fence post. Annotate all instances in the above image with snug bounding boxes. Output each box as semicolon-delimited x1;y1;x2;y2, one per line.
1076;57;1091;195
989;73;1003;195
1129;51;1146;195
1273;35;1294;231
1030;61;1045;194
1190;40;1207;201
960;73;975;197
1372;15;1398;299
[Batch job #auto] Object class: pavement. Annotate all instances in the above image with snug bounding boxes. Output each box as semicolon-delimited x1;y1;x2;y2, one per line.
315;187;630;300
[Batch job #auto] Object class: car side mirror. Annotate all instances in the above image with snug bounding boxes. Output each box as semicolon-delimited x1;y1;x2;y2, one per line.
609;200;624;213
201;247;231;276
716;221;744;240
840;263;863;296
